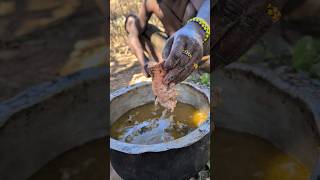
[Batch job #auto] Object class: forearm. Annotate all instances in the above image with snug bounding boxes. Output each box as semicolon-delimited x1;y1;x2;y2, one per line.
196;0;210;25
188;0;211;52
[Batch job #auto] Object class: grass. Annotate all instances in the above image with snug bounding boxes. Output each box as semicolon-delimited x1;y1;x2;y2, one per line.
187;72;210;87
200;73;210;86
292;36;320;71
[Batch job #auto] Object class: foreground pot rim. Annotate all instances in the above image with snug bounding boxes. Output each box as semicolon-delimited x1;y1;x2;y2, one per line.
110;81;210;154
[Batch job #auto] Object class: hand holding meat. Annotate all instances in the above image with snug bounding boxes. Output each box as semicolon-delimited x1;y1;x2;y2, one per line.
162;23;204;86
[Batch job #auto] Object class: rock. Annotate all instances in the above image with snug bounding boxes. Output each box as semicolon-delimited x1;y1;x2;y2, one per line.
27;0;62;11
0;1;15;16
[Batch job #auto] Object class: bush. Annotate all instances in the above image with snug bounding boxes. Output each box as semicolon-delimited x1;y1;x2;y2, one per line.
292;36;320;71
200;73;210;86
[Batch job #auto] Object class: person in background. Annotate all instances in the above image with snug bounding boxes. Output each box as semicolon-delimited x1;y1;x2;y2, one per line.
125;0;211;86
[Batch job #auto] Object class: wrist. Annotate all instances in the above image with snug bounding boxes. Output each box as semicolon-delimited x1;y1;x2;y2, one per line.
187;17;210;43
186;22;206;41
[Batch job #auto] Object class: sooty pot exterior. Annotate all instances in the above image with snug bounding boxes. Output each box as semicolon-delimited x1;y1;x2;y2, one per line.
110;134;210;180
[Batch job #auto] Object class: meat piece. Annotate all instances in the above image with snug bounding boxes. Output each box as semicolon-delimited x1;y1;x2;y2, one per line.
148;61;177;112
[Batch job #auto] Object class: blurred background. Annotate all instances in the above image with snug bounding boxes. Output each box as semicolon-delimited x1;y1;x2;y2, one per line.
213;1;320;179
235;0;320;78
0;0;108;100
0;0;108;180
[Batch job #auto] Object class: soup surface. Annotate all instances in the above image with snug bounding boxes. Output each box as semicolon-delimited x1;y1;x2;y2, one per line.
111;102;208;144
214;128;310;180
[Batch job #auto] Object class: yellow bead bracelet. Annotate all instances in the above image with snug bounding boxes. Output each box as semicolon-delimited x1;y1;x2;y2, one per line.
187;17;210;43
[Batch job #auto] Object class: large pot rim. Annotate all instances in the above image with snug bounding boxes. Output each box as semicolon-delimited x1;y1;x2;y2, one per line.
110;82;210;154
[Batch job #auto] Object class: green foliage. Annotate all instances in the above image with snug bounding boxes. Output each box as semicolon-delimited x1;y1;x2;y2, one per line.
292;36;320;71
200;73;210;86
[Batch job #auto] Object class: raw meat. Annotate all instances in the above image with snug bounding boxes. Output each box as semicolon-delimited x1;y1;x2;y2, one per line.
148;61;177;112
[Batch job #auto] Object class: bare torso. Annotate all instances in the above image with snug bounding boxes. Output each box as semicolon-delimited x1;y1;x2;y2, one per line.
144;0;202;36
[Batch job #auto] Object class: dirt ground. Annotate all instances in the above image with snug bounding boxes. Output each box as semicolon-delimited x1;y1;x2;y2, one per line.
109;0;164;92
0;2;105;101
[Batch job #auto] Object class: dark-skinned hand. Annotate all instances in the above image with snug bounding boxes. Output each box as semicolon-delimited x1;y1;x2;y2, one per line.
162;22;204;86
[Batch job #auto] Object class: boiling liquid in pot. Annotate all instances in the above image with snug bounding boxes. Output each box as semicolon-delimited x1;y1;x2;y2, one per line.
111;102;208;144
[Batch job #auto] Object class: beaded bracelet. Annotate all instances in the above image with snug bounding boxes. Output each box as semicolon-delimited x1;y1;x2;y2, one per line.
187;17;210;43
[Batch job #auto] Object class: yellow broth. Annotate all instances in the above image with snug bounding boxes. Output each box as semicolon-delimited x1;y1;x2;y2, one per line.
110;102;208;145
